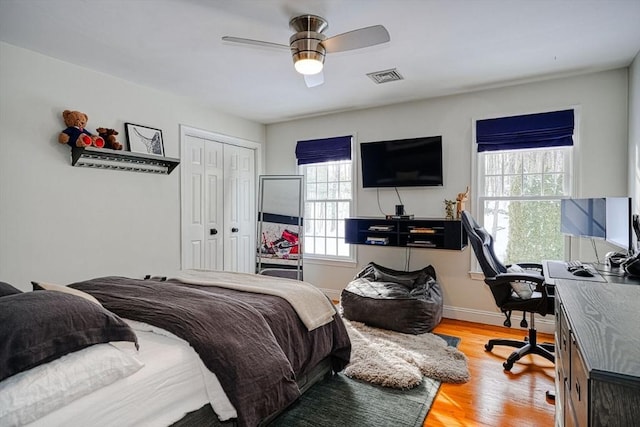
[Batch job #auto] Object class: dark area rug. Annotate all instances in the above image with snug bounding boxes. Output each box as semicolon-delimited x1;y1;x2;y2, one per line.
174;335;460;427
268;334;460;427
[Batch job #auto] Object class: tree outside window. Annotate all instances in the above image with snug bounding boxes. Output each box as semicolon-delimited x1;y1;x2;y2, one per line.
479;147;571;264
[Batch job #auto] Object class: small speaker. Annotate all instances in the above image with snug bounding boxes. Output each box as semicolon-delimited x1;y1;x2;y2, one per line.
395;205;404;216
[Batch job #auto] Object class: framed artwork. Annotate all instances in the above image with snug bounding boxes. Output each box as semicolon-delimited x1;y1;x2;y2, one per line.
125;123;164;156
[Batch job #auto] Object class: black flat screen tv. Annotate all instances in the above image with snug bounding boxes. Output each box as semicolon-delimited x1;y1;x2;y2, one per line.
360;136;443;188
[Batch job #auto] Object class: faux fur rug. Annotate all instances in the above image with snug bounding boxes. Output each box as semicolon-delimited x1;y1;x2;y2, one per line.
343;319;470;389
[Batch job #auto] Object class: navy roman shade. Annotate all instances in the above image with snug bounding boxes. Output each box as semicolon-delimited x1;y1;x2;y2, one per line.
476;109;574;152
295;135;352;165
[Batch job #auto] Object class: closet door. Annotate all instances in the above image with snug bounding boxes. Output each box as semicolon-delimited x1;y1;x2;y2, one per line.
182;135;224;270
181;134;255;273
223;144;255;273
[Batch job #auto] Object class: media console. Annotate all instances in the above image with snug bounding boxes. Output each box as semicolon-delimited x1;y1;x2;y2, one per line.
344;217;467;250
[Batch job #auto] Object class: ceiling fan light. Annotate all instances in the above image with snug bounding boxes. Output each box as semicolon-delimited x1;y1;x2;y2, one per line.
295;58;324;75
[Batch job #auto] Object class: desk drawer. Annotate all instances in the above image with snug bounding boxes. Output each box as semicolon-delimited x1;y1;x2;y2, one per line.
558;303;571;387
569;332;588;427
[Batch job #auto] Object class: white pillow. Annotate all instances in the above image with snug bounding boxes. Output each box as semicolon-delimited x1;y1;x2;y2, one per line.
0;343;143;426
506;265;534;299
31;281;102;306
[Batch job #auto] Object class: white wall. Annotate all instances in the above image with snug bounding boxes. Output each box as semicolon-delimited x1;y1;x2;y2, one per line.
265;69;630;331
0;43;265;290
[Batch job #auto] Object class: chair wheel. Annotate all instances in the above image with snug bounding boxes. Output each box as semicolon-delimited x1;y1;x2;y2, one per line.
503;361;513;371
485;343;493;351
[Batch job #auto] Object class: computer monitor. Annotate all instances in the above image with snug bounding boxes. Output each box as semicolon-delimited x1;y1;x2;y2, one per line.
560;198;606;239
605;197;633;254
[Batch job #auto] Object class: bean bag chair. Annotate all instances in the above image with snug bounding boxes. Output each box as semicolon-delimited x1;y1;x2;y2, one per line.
340;262;443;334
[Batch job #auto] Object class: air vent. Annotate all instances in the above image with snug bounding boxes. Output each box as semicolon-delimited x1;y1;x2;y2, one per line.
367;68;404;84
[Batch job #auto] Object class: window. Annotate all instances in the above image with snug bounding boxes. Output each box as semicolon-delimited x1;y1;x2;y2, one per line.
296;136;354;261
477;147;572;264
300;160;353;259
475;109;575;265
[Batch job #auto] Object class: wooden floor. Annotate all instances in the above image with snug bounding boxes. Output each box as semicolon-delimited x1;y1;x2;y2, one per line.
425;318;556;427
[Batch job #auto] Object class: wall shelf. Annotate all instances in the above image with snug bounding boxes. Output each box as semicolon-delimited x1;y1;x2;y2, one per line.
345;217;467;250
71;146;180;174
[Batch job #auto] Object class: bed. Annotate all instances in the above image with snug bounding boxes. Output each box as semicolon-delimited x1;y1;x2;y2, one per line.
0;272;351;427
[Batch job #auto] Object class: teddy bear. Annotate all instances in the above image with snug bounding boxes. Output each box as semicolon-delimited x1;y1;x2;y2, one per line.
96;127;123;150
58;110;104;148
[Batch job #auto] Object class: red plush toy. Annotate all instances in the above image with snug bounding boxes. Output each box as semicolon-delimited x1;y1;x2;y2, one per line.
58;110;104;148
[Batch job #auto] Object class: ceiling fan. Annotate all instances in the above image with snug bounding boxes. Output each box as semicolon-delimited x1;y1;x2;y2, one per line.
222;14;390;88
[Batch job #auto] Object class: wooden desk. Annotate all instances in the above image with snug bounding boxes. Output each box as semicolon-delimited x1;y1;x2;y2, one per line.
591;263;640;285
554;280;640;426
543;260;640;286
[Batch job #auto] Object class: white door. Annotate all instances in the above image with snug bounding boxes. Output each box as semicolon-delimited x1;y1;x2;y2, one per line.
181;134;255;272
181;135;224;270
223;144;255;273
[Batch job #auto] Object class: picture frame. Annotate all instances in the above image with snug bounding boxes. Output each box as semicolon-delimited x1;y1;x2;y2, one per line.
124;123;165;156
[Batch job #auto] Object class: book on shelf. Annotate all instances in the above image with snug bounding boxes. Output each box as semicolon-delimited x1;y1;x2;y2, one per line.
368;225;395;231
408;227;436;234
366;236;389;245
407;241;437;248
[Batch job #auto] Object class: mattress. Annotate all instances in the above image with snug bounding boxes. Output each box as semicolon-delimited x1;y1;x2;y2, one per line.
26;323;222;426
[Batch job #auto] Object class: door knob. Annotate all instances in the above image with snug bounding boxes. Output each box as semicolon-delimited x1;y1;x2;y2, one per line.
210;228;218;235
231;227;239;233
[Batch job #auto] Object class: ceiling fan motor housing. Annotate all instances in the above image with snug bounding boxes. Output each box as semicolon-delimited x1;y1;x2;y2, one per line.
290;31;326;67
289;14;328;33
289;14;328;74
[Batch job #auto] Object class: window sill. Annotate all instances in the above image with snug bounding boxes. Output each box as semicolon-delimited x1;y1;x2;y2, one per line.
469;270;485;281
304;256;357;268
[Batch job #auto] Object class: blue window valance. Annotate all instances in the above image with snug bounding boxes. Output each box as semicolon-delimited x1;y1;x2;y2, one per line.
295;135;352;165
476;109;574;152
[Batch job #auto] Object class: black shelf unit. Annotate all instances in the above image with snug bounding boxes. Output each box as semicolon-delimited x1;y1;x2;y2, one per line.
345;217;467;250
71;146;180;174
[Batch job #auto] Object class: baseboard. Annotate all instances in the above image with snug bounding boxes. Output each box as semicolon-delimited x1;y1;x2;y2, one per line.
321;288;556;334
443;305;555;335
321;288;342;302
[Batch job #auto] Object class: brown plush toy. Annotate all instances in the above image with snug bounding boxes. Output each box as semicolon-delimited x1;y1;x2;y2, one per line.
58;110;104;148
96;127;123;150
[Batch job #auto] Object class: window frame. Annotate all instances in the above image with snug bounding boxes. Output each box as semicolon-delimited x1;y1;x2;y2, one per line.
470;109;578;273
298;150;355;264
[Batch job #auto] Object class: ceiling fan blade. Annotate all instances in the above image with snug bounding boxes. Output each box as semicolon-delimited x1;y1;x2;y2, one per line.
323;25;390;53
304;72;324;88
222;36;290;51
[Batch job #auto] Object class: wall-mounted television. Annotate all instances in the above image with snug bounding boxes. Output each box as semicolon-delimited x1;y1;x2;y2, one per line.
360;136;443;188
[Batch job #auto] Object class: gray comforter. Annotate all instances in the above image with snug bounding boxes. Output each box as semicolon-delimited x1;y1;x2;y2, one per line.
70;276;351;427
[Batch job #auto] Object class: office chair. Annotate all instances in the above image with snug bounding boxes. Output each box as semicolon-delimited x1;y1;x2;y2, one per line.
461;211;555;371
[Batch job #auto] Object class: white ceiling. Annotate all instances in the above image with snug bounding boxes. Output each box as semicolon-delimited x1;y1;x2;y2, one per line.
1;0;639;124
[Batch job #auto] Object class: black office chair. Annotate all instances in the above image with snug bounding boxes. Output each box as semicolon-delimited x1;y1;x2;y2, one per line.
461;210;555;371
